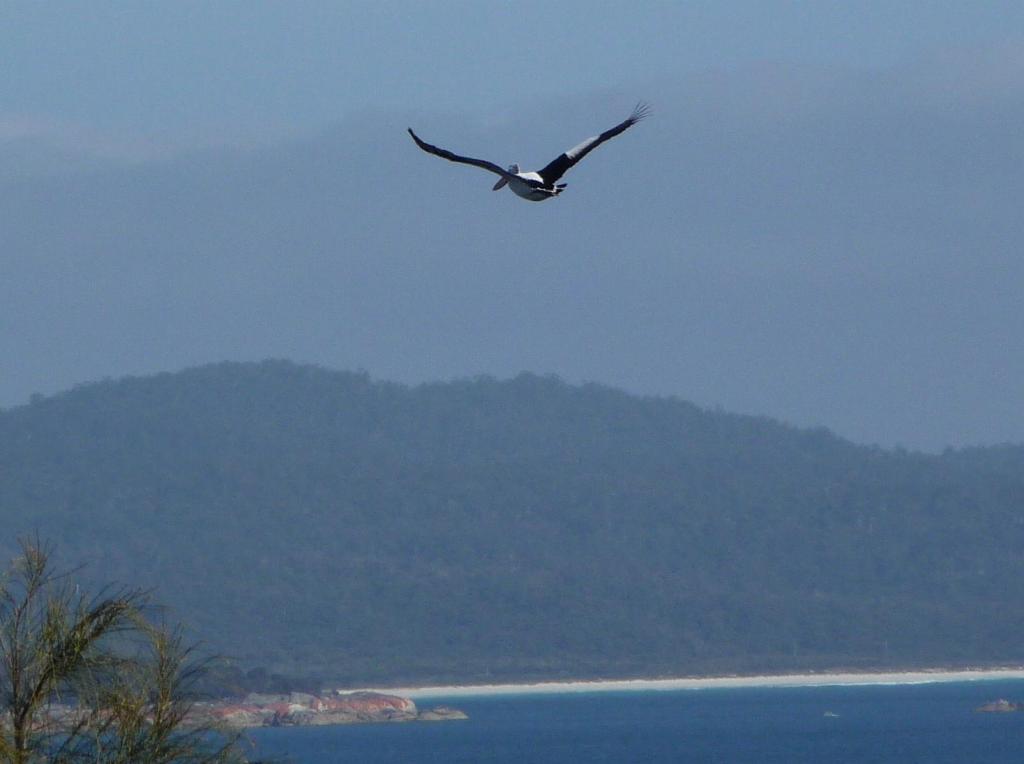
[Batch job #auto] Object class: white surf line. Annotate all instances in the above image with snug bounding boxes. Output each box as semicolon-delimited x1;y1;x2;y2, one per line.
360;668;1024;699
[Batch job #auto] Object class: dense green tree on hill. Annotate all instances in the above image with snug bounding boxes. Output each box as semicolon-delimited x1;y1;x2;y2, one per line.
1;361;1023;683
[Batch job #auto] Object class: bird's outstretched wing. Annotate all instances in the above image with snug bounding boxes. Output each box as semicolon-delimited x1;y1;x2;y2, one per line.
537;102;650;186
407;128;519;182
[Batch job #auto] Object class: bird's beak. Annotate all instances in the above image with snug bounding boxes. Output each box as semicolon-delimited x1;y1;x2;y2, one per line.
492;177;508;191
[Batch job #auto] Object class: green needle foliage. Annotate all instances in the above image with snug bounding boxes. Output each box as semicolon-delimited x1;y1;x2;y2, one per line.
0;539;248;763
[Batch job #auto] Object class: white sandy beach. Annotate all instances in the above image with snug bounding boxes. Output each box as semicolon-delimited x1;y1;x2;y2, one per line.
366;668;1024;699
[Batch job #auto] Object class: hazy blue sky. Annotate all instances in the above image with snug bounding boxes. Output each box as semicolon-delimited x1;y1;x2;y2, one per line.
4;2;1023;150
2;3;1022;450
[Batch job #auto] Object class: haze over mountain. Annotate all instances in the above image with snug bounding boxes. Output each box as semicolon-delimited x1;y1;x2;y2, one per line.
2;362;1023;684
3;5;1023;450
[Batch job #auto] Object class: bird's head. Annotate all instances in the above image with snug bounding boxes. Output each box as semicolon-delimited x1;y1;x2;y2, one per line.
492;163;519;191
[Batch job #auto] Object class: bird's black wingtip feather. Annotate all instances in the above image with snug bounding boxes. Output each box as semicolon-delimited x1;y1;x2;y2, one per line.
631;101;652;123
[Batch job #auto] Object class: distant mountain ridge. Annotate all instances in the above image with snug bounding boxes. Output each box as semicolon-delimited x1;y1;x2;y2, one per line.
2;360;1023;684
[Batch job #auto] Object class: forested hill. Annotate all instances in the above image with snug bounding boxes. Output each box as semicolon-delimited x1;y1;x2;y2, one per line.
2;360;1023;684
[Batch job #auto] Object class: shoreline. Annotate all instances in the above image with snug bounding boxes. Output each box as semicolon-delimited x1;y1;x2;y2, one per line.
363;668;1024;699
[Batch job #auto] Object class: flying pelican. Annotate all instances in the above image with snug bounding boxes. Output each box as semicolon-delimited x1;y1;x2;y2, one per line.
407;102;650;202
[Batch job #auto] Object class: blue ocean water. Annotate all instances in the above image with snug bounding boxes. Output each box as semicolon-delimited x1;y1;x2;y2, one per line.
244;680;1024;763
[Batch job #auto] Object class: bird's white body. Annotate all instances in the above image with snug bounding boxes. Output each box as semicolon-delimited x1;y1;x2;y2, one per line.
506;171;553;202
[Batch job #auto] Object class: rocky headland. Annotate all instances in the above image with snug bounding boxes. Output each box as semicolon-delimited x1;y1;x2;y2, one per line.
202;691;466;728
